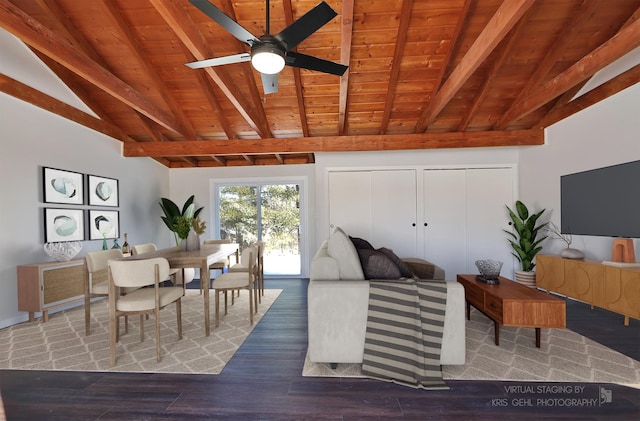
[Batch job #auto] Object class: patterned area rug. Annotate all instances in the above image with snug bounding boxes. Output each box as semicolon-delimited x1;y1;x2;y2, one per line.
303;308;640;387
0;289;281;374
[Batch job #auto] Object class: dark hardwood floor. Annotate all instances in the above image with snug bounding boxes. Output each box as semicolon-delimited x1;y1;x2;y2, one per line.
1;279;638;420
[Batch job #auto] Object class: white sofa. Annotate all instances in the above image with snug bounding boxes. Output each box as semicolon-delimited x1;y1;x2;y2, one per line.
308;228;466;366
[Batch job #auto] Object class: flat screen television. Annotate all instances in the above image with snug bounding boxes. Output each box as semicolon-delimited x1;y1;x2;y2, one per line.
561;160;640;238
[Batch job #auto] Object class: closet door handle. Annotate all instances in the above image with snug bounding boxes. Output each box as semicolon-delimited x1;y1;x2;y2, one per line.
424;223;428;227
412;223;416;227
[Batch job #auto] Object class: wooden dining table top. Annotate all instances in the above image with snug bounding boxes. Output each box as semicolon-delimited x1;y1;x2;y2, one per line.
126;243;239;267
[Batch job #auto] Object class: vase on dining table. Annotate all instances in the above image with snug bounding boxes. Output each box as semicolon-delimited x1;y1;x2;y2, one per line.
186;230;200;251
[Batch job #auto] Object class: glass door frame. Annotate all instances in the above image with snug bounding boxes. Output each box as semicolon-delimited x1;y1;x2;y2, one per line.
210;176;309;278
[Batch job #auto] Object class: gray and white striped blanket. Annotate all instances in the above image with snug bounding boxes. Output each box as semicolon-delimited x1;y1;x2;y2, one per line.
361;279;449;390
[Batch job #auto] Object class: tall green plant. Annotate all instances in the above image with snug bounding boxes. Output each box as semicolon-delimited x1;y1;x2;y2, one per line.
159;195;203;245
504;200;548;272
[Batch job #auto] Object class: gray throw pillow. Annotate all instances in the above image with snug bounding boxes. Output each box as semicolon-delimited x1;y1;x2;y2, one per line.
377;247;415;278
357;249;402;279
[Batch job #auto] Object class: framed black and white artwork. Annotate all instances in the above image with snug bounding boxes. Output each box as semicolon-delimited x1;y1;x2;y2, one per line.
43;167;84;205
87;174;119;207
88;209;119;240
44;208;85;242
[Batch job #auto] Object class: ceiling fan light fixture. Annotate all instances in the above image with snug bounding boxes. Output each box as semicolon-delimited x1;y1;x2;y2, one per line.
251;43;286;74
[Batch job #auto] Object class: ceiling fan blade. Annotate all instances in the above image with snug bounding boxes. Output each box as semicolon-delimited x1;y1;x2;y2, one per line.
189;0;258;45
186;53;251;69
261;73;279;95
286;51;348;76
274;1;336;50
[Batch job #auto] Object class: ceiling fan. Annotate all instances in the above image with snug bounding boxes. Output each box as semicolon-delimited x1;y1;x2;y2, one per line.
186;0;348;95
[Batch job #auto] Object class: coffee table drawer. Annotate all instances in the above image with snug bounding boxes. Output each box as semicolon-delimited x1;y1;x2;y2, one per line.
485;294;503;322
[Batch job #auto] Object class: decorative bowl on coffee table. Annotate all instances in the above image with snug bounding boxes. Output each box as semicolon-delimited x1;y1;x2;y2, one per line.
475;259;502;284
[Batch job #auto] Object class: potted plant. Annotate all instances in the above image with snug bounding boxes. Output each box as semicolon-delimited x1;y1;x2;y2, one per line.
159;195;203;248
504;200;548;287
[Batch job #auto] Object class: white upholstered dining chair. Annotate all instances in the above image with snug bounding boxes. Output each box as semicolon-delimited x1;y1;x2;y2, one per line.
228;242;262;308
85;249;133;336
211;245;257;327
107;257;184;366
202;239;233;292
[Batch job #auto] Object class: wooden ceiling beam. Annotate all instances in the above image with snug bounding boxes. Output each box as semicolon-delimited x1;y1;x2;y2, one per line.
438;0;477;87
123;129;543;157
0;73;134;143
415;0;535;132
495;0;601;129
0;0;183;135
32;0;178;145
149;0;271;139
380;0;413;135
502;17;640;126
458;8;532;131
338;0;354;135
98;0;198;140
282;0;309;136
541;64;640;127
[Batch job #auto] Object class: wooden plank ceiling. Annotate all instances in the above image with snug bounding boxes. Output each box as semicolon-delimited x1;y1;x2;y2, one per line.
1;0;639;167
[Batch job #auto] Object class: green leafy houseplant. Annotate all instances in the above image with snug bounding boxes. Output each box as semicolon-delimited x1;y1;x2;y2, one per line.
504;200;548;272
159;195;203;246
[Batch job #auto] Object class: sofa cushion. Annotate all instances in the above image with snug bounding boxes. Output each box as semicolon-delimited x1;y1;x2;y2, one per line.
327;227;365;280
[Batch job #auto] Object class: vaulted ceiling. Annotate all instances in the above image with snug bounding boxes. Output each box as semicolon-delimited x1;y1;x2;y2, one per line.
1;0;639;167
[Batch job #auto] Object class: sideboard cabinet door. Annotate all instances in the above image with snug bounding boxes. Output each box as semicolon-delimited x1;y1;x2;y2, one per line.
17;259;85;322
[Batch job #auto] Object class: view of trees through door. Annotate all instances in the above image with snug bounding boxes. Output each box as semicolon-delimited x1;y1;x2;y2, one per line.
217;183;301;276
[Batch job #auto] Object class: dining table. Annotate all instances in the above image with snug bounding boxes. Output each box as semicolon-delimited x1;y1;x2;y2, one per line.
127;242;239;336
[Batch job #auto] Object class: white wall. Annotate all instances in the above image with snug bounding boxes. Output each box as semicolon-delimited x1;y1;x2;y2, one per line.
0;30;170;328
519;82;640;260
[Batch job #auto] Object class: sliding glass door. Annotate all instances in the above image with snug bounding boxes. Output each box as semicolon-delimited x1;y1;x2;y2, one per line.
216;182;301;276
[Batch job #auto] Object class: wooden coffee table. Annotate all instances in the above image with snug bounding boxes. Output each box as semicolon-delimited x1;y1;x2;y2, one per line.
457;274;566;348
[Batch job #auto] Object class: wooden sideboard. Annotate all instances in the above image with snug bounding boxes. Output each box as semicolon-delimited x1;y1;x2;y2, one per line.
536;254;640;325
17;259;85;322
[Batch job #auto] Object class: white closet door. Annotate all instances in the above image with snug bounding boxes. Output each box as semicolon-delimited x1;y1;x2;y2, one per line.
328;171;372;240
423;169;467;280
371;170;417;257
465;168;515;277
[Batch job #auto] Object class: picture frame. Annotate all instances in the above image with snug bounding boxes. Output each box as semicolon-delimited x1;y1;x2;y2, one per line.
43;167;84;205
87;174;119;207
89;210;120;240
44;208;85;242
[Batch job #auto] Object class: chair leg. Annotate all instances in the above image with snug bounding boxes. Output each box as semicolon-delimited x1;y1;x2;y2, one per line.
176;298;182;340
224;290;228;315
249;287;254;326
254;281;259;313
215;289;220;327
84;292;91;336
155;309;161;362
109;312;117;366
140;314;145;342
